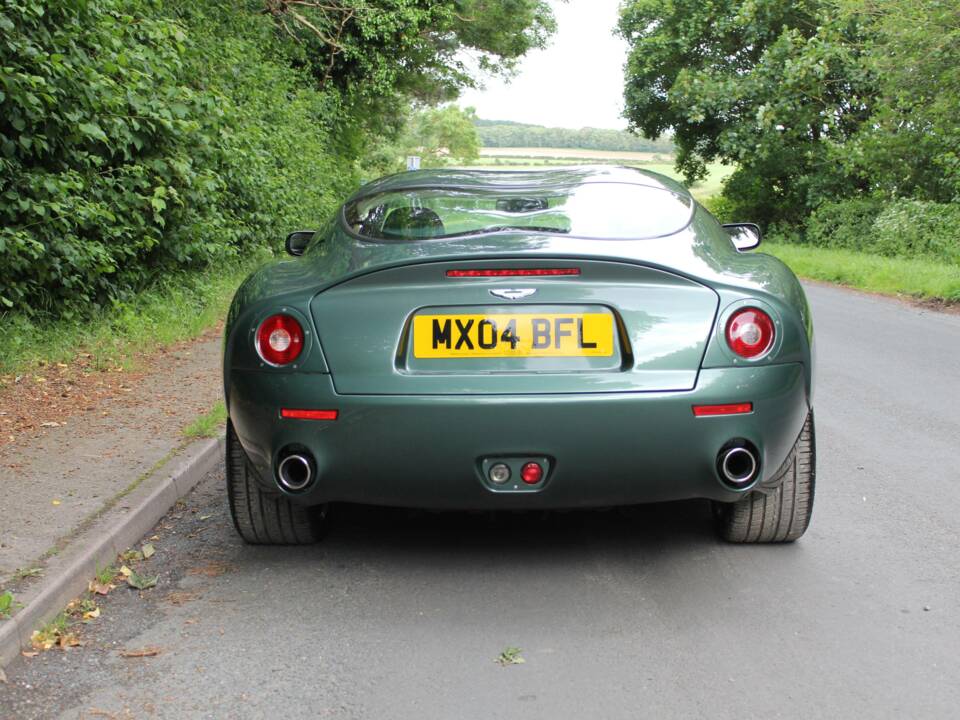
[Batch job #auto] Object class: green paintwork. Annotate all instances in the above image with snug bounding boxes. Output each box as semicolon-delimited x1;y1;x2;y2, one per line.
224;166;814;508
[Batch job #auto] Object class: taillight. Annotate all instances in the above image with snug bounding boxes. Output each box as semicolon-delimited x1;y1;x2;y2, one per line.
725;308;775;359
256;314;304;366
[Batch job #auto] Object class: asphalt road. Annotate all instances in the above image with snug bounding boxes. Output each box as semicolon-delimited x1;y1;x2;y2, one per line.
3;282;960;719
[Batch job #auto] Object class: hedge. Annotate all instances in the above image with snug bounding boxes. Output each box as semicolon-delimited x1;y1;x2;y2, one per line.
0;0;355;318
806;198;960;265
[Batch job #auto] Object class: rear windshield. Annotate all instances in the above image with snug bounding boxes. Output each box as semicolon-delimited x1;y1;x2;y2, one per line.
343;182;693;241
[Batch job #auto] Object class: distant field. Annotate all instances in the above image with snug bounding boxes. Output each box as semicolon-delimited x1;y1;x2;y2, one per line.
463;147;734;200
479;147;666;162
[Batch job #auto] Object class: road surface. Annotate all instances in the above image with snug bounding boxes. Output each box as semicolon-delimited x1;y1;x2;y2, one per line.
3;282;959;719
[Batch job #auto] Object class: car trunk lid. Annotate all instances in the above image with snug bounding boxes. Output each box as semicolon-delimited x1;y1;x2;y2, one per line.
309;259;718;395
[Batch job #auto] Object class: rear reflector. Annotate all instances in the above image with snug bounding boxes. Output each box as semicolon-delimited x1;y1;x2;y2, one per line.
692;402;753;417
446;268;580;278
281;408;339;421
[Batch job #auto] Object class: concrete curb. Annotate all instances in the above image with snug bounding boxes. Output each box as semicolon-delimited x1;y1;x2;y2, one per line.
0;435;224;669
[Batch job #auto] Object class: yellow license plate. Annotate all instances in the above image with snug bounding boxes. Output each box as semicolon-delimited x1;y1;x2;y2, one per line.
412;313;614;358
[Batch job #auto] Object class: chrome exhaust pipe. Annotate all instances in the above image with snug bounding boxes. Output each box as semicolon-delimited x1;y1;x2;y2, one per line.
719;446;758;488
277;453;313;492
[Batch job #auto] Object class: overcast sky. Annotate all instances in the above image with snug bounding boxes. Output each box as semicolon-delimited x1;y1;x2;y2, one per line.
458;0;629;130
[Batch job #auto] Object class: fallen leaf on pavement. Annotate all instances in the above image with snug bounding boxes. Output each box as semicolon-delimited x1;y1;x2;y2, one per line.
51;499;61;506
120;646;162;658
40;421;60;427
496;647;525;666
126;570;158;590
21;650;39;658
0;668;7;683
142;543;156;559
31;632;55;651
88;581;113;596
199;514;212;521
58;633;81;648
83;607;101;620
119;565;133;577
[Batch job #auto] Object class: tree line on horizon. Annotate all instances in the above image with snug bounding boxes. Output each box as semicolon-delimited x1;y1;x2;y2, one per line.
474;119;674;153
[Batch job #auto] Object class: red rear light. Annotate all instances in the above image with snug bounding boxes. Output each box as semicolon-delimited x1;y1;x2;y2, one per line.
520;462;543;484
256;314;304;366
281;408;338;421
725;308;775;359
692;402;753;417
446;268;580;278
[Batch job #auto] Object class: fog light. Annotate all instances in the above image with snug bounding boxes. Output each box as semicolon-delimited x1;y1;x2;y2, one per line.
520;462;543;484
489;463;511;484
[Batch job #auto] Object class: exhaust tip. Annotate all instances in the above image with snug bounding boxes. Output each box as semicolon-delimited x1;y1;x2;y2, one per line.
277;453;314;492
717;444;759;489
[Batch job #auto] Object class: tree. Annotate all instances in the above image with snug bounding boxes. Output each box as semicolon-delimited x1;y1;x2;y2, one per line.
262;1;556;111
404;106;480;164
617;0;878;225
362;105;481;174
834;0;960;201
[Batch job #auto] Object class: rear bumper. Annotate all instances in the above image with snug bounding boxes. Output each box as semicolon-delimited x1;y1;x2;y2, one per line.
227;364;810;509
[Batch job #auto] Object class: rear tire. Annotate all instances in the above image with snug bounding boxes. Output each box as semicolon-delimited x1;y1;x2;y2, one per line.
713;412;815;543
226;421;327;545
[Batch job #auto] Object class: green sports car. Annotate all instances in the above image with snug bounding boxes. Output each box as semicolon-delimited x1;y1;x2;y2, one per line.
223;166;815;545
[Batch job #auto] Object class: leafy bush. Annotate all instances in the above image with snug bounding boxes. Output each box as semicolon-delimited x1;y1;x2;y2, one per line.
871;200;960;264
0;0;354;318
806;199;885;252
805;198;960;264
700;194;738;224
1;1;217;314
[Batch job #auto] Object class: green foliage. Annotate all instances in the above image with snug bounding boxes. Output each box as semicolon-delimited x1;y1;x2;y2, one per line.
362;105;482;175
476;120;674;153
806;199;885;252
1;0;218;314
0;257;262;375
0;589;21;618
618;0;960;247
1;0;555;322
834;0;960;200
871;201;960;264
700;195;739;224
0;0;353;318
263;0;556;112
618;0;877;226
804;198;960;265
406;106;480;165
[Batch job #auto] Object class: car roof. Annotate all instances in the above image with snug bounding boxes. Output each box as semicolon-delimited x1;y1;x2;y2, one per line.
348;165;692;202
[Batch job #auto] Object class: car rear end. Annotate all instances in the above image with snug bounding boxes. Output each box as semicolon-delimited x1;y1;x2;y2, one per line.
225;171;812;511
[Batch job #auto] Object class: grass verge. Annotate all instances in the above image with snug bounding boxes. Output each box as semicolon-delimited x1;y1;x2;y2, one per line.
762;242;960;303
0;254;268;376
183;401;227;439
